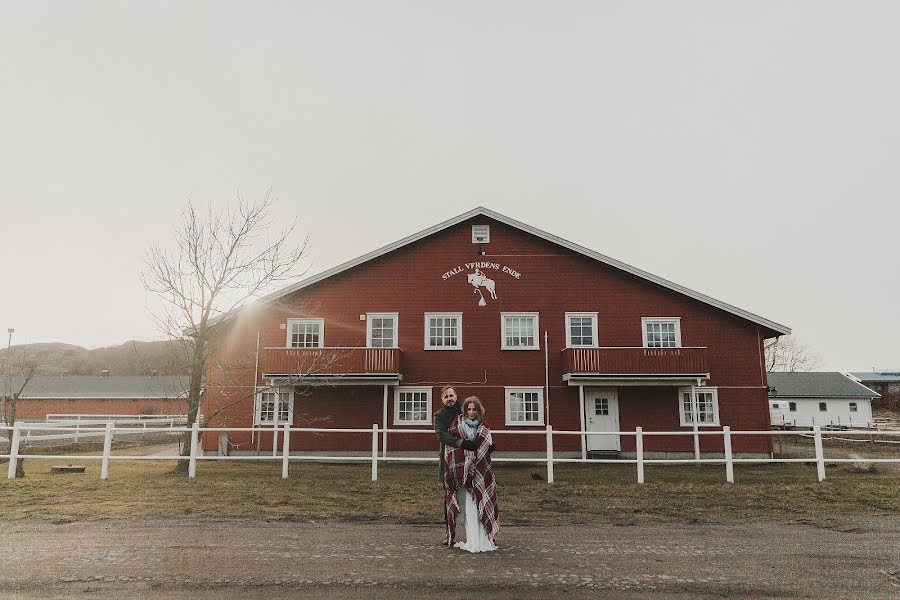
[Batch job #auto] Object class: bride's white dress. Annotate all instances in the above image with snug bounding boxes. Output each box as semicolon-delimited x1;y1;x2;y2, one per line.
454;488;497;553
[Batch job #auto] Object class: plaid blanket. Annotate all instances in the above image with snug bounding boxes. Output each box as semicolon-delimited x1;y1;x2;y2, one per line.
442;416;499;544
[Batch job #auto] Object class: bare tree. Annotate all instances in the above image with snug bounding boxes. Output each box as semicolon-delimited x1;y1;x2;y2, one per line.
143;191;310;471
765;336;824;372
2;350;39;478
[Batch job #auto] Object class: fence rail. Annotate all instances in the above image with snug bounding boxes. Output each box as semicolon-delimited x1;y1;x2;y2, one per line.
1;417;189;444
2;422;898;483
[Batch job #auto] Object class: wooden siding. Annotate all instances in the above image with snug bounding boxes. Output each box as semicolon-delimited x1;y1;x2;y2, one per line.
203;215;774;454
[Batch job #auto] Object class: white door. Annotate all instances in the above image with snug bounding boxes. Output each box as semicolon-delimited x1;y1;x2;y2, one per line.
585;388;620;451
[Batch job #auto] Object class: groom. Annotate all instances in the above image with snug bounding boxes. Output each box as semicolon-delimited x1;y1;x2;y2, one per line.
433;385;478;545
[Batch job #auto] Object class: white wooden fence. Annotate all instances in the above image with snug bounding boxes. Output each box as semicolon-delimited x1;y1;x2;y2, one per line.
0;416;190;444
2;423;898;483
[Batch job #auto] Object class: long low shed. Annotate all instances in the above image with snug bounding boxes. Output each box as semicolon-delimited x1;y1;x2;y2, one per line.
767;371;878;428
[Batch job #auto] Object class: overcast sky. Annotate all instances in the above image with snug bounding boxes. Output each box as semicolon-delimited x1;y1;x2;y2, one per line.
1;1;897;371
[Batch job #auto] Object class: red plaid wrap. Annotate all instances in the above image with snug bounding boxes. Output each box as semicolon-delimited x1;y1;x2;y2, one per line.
442;416;499;544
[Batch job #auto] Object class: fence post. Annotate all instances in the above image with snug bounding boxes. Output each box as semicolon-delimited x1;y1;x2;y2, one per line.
74;421;80;444
813;425;826;482
281;423;291;479
545;425;554;484
7;422;22;480
271;425;279;457
371;424;378;481
101;422;114;480
723;426;734;483
188;421;200;479
635;426;644;484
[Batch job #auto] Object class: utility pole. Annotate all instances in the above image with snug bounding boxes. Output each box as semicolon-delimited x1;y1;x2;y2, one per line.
3;328;12;426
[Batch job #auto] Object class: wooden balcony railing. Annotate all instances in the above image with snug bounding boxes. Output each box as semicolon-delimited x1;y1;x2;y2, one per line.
260;347;402;377
562;347;708;376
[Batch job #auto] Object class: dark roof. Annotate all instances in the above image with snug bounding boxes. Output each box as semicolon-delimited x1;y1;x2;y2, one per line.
848;371;900;383
0;376;193;399
767;372;880;399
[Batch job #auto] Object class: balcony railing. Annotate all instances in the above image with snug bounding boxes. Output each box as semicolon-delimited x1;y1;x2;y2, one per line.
562;347;708;376
260;347;402;377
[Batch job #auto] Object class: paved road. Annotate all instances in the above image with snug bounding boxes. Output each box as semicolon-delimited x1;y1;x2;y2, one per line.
2;518;898;599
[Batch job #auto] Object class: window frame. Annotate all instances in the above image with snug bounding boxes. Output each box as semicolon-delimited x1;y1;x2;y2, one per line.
788;402;797;412
819;402;827;412
500;312;540;350
254;387;294;426
678;387;720;427
366;312;399;348
393;386;433;425
849;402;858;413
505;386;545;426
424;312;463;350
286;318;325;348
641;317;683;348
565;312;599;348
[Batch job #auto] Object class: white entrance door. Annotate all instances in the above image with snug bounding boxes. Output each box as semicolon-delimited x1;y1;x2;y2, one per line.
585;388;620;451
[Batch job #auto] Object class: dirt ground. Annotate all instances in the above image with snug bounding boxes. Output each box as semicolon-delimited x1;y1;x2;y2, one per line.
1;517;898;600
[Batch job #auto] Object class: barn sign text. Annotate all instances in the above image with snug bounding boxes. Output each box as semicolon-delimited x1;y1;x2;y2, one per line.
441;262;523;306
441;262;522;281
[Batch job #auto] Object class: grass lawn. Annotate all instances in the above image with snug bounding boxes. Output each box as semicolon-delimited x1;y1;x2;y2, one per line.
1;457;897;524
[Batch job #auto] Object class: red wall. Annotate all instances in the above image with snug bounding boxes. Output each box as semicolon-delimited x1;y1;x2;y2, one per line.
14;398;188;419
204;216;775;454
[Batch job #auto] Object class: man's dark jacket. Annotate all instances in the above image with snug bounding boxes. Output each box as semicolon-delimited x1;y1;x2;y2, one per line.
434;403;462;478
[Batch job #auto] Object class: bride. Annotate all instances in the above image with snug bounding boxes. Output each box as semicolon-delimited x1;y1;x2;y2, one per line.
443;396;499;552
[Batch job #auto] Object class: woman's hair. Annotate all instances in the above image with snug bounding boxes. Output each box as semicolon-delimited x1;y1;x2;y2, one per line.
439;385;455;396
462;396;485;420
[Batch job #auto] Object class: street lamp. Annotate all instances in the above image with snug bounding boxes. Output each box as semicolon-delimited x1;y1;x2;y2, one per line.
3;328;12;426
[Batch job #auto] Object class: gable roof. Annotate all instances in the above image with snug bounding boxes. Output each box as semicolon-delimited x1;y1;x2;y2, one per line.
848;371;900;383
215;207;790;336
0;375;193;399
767;372;880;399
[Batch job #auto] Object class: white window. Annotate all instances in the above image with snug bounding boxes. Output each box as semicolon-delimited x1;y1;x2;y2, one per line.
255;388;293;425
286;318;324;348
679;387;719;426
501;312;539;350
565;312;598;348
505;387;545;426
367;313;398;348
849;402;858;412
472;224;490;243
642;317;682;348
425;313;462;350
394;387;432;425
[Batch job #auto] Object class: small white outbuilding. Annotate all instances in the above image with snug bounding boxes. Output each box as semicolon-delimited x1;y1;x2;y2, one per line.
767;372;880;428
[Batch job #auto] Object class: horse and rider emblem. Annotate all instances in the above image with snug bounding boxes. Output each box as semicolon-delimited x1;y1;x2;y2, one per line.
467;268;497;306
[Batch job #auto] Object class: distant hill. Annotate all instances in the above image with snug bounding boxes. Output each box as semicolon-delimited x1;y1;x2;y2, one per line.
0;339;192;376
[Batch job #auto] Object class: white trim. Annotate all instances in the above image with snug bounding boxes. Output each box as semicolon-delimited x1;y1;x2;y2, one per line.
214;207;789;336
254;387;294;425
641;317;682;348
285;318;325;348
471;224;490;243
393;386;432;425
565;312;599;348
500;312;540;350
504;386;545;426
366;312;399;348
678;387;720;427
424;312;463;350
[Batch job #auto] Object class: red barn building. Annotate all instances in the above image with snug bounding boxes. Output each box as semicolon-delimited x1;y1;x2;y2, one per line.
203;208;790;457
